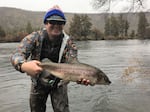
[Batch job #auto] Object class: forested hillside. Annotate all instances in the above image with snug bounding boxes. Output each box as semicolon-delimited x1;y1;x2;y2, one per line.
0;7;150;42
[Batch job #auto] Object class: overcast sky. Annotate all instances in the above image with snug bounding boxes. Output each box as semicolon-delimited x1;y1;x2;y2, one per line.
0;0;150;13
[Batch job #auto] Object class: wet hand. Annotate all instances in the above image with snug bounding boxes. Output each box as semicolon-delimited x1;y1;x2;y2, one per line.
21;60;43;77
77;78;91;86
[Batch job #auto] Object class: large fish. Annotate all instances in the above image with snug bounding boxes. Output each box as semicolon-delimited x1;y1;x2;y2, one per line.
40;61;111;86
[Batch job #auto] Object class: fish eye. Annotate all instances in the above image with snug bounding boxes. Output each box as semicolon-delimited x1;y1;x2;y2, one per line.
104;76;108;81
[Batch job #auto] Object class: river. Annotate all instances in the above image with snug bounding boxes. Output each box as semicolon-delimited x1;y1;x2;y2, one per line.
0;40;150;112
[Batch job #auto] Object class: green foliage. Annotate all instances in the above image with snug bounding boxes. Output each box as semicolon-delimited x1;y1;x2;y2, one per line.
124;19;129;36
69;14;92;40
137;12;149;39
118;14;124;36
91;28;104;40
0;25;6;37
104;16;111;36
118;14;129;37
145;27;150;39
26;21;33;34
80;15;92;38
104;14;119;37
110;15;119;37
1;7;150;42
69;14;81;38
130;30;136;38
104;13;130;39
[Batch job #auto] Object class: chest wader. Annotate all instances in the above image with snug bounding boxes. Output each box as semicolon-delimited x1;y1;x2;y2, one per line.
39;31;70;88
52;31;70;87
30;31;70;112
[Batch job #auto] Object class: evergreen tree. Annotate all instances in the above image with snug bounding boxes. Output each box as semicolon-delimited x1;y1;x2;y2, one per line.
104;14;119;37
130;30;135;38
110;14;119;37
118;14;129;38
104;16;111;36
118;14;124;37
145;27;150;39
69;14;81;38
26;21;33;34
69;14;92;40
80;14;92;39
0;25;6;37
137;12;148;39
92;27;104;40
124;20;129;37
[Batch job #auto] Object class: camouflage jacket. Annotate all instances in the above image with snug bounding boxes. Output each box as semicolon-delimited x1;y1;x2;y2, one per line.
10;29;78;73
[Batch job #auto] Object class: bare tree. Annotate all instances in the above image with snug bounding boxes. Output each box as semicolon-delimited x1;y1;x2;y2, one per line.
92;0;146;12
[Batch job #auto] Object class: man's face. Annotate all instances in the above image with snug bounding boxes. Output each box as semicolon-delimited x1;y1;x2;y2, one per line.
45;20;65;39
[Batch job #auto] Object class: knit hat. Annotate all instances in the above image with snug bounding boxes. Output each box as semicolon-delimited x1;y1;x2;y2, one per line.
43;5;66;24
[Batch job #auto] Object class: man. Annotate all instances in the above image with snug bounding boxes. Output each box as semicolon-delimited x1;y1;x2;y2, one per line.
10;5;90;112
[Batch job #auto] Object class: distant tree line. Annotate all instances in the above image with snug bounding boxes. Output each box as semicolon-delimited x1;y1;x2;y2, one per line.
137;12;149;39
0;26;6;37
0;21;38;42
103;13;129;39
69;11;150;40
0;11;149;42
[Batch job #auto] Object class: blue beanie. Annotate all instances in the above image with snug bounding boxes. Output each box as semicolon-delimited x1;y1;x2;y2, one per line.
43;9;66;24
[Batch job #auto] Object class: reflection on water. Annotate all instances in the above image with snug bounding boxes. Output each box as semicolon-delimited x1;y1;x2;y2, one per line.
0;40;150;112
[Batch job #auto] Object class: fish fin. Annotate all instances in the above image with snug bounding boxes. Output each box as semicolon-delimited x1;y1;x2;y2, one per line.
50;71;64;79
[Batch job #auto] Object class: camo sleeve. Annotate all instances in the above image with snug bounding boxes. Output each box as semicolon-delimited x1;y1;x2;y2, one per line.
65;38;78;63
10;32;39;72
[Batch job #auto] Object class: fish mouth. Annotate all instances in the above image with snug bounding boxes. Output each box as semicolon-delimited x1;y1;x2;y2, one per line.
107;81;111;85
103;76;111;85
105;79;111;85
104;80;111;85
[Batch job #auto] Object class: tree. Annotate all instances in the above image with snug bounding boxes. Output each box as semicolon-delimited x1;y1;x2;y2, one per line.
104;13;130;39
104;14;119;37
104;15;111;36
69;14;92;40
91;27;104;40
130;30;136;38
118;14;129;37
69;14;81;39
145;26;150;39
110;15;119;37
124;20;129;36
137;12;148;39
80;14;92;39
0;25;6;37
26;21;33;34
118;14;124;37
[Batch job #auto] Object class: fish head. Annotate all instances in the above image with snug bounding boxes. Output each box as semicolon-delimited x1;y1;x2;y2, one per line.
96;70;111;85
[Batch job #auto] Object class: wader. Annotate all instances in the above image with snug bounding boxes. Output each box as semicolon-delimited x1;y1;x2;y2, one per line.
30;31;70;112
30;81;69;112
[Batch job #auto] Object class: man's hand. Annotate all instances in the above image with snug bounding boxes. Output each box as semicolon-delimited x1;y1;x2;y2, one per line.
21;60;43;77
77;78;91;86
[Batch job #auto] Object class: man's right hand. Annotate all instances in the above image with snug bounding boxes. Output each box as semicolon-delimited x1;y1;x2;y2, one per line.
21;60;43;77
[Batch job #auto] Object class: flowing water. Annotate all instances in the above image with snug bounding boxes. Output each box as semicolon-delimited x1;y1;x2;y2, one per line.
0;40;150;112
